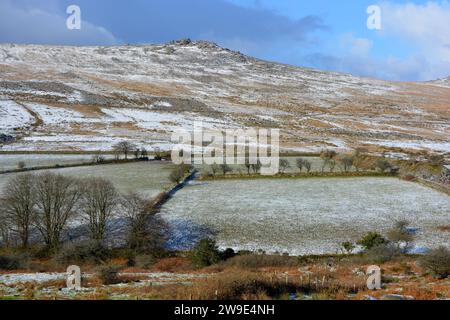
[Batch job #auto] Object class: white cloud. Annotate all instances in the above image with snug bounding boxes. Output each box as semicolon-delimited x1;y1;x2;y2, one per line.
340;34;373;57
308;2;450;81
0;0;120;45
381;1;450;63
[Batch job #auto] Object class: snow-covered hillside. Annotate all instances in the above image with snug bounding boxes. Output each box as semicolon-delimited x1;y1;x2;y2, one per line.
0;40;449;155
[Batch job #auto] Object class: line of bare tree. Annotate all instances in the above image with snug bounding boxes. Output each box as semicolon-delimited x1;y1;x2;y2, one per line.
112;141;148;161
0;172;165;254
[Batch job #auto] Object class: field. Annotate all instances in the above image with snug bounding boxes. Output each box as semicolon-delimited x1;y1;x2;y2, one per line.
0;160;176;198
0;153;115;171
160;177;450;255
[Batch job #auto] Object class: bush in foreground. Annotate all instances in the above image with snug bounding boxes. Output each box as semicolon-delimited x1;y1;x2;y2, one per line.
97;265;120;285
365;243;400;263
0;253;29;270
357;232;388;251
419;247;450;279
54;241;111;265
190;238;221;268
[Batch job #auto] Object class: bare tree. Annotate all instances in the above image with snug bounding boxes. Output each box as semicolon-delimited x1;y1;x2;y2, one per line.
244;163;251;175
220;164;233;176
80;178;118;242
33;173;81;250
251;160;262;174
140;147;148;159
304;160;312;173
339;156;354;173
210;164;220;177
279;159;290;174
170;165;186;184
121;193;166;253
320;149;337;172
92;154;106;164
328;159;336;172
0;211;11;248
296;158;312;173
133;148;141;159
1;174;35;248
296;158;304;172
112;141;137;160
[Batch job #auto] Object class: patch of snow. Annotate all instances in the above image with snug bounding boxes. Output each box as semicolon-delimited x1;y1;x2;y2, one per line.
0;100;34;133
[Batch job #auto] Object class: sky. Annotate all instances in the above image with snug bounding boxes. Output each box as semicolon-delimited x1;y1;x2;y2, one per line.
0;0;449;81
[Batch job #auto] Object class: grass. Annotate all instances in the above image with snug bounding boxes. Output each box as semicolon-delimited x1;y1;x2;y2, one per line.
0;158;151;175
1;252;448;300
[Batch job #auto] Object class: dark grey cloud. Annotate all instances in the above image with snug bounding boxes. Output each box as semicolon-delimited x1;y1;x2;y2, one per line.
0;0;325;50
64;0;326;44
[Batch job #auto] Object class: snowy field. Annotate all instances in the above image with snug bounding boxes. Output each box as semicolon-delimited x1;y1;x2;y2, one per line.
0;100;34;133
0;154;115;171
160;177;450;255
0;161;175;198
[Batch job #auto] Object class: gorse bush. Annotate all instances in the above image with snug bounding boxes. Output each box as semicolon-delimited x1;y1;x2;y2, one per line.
0;253;30;270
97;264;120;285
341;241;355;254
54;241;111;265
221;248;236;261
365;243;400;263
357;232;388;250
190;238;221;268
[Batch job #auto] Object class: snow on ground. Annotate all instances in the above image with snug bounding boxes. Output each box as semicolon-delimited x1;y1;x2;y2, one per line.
0;154;115;171
27;103;100;124
0;161;175;199
0;272;208;285
160;177;450;255
0;273;67;285
0;100;34;133
363;140;450;153
101;107;238;131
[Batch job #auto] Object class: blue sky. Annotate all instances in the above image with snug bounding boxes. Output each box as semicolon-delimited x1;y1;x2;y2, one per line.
0;0;449;81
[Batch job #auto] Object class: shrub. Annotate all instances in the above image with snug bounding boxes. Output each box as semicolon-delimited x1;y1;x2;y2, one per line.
97;265;120;285
357;232;388;250
279;159;290;174
190;238;221;268
365;243;400;263
341;241;355;254
419;247;450;279
54;241;111;265
0;253;29;270
169;166;186;184
221;248;236;261
17;161;26;169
